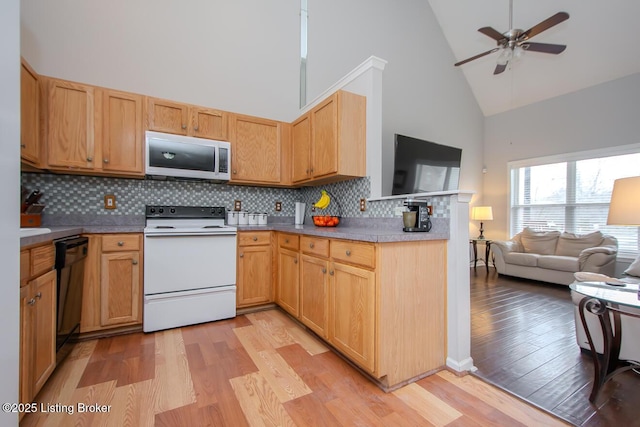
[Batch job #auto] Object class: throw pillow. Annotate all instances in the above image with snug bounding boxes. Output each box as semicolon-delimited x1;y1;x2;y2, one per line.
555;231;604;257
624;255;640;277
520;229;560;255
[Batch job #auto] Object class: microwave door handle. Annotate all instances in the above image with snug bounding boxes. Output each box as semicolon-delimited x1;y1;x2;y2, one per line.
214;145;219;175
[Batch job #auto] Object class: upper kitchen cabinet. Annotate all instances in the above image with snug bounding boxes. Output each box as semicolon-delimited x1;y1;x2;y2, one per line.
102;89;144;175
292;90;366;185
146;97;228;140
20;59;41;168
43;78;98;171
229;113;290;186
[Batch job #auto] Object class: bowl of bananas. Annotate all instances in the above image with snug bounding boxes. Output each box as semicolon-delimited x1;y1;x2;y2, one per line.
311;190;342;227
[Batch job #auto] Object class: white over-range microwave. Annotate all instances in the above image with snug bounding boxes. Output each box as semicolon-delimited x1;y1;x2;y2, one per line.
145;131;231;182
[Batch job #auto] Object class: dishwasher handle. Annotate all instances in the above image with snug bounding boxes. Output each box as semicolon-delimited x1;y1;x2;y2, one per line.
55;236;89;269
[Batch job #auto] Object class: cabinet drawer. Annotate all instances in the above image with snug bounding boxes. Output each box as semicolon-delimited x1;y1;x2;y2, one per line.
238;231;271;246
102;234;140;252
30;244;55;277
278;233;299;251
331;240;375;268
301;236;329;257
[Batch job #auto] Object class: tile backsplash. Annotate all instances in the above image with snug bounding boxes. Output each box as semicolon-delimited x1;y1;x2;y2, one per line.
21;173;450;222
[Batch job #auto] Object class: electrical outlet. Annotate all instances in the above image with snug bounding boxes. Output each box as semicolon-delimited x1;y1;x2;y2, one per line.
275;201;282;212
359;198;366;212
234;200;242;211
104;194;116;210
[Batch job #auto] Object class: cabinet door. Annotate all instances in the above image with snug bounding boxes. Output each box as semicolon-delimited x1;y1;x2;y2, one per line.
229;114;282;184
300;255;329;338
100;251;141;326
310;94;338;178
237;245;273;307
191;107;228;140
147;97;189;135
291;113;311;183
103;90;144;174
329;262;375;372
47;79;96;169
277;248;299;317
20;60;40;166
19;283;34;404
30;269;57;398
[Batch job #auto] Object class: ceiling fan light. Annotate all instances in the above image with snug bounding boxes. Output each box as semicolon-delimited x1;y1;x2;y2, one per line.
513;45;525;61
496;48;512;65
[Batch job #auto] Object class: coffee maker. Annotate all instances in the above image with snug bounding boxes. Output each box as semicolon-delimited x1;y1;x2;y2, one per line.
403;199;432;232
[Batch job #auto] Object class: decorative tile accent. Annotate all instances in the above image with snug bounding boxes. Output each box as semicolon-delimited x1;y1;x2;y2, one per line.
21;173;451;222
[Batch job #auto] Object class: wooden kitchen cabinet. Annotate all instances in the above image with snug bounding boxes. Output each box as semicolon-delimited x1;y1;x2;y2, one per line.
20;58;41;167
292;90;366;184
228;113;285;185
299;236;330;338
19;243;56;408
102;89;144;175
236;231;273;308
276;234;300;317
146;97;228;140
44;78;98;171
81;234;143;334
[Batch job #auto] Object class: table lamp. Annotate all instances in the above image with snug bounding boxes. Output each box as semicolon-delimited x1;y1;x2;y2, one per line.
607;176;640;226
471;206;493;239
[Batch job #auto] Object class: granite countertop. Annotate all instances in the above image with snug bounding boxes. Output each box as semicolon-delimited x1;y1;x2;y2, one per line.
20;225;144;247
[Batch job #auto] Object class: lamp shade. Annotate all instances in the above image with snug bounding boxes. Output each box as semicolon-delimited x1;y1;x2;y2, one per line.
471;206;493;221
607;176;640;226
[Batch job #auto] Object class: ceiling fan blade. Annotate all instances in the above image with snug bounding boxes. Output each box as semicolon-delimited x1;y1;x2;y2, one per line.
454;48;500;67
494;63;507;75
522;42;566;54
478;27;507;43
518;12;569;41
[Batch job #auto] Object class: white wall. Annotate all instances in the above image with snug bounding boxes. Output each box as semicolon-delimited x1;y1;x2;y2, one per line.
20;0;300;122
306;0;485;198
484;72;640;241
1;0;21;425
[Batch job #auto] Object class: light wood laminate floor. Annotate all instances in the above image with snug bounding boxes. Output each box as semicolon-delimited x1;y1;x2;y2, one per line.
21;309;568;426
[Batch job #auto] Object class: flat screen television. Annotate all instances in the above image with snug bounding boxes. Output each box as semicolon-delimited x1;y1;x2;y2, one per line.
392;134;462;195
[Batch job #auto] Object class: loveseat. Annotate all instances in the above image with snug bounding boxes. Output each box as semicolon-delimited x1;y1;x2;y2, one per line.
491;228;618;285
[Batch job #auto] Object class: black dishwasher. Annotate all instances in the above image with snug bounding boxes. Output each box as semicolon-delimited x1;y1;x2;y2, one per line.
54;236;88;363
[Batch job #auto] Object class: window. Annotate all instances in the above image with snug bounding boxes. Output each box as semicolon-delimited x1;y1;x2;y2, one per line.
509;146;640;258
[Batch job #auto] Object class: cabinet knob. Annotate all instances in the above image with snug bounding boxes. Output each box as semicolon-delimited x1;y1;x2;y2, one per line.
346;250;351;256
118;241;124;246
239;253;244;258
233;170;237;174
329;270;334;276
285;238;289;243
132;260;138;265
305;169;309;174
253;236;258;241
182;124;187;129
35;292;42;300
28;298;36;306
103;159;109;163
309;243;314;248
310;168;314;173
87;157;93;162
294;258;298;264
194;126;199;131
322;267;327;274
21;144;26;148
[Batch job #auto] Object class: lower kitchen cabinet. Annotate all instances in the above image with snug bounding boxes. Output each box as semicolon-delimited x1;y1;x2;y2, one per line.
236;231;273;308
81;234;143;334
19;243;56;410
276;234;300;317
300;254;329;338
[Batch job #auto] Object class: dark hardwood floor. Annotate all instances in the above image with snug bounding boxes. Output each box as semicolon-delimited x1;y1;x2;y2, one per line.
470;267;640;426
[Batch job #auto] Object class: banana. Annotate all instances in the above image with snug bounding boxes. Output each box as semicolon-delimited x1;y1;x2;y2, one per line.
313;190;331;209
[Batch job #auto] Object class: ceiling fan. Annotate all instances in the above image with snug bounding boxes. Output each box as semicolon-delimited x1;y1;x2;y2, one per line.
454;0;569;75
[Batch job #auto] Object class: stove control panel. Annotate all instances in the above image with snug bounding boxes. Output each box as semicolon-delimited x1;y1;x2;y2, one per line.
145;205;226;219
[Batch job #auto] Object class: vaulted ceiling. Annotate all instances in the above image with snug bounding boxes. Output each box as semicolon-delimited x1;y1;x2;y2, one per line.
428;0;640;116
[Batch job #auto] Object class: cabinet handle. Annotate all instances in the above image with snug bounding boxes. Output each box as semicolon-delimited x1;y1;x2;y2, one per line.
253;236;258;241
329;270;334;276
132;260;138;265
310;168;314;173
87;157;93;162
103;159;109;163
285;238;289;243
346;250;351;256
305;169;309;174
194;126;199;131
35;292;42;300
309;242;314;248
182;124;187;129
322;267;327;274
239;253;244;258
233;170;237;174
28;298;36;306
294;258;298;264
21;144;26;148
118;241;124;246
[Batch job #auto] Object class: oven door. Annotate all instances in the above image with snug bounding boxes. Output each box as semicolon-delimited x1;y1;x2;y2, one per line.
144;232;237;295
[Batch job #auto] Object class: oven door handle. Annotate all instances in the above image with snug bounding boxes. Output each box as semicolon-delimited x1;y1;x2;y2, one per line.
144;231;237;237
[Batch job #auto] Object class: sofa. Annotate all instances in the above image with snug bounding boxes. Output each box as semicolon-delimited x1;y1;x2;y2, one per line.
491;228;618;285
